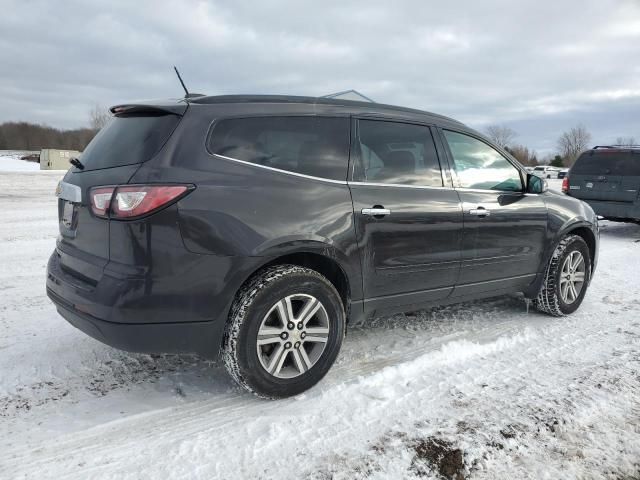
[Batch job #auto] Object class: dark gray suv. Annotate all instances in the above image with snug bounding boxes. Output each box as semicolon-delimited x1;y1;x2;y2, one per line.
564;146;640;222
47;95;599;398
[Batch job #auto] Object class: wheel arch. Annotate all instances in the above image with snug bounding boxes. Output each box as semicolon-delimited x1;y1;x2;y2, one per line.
524;220;598;298
564;225;596;271
260;251;352;309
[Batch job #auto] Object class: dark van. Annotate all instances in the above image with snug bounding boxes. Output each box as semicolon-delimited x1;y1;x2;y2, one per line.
564;146;640;222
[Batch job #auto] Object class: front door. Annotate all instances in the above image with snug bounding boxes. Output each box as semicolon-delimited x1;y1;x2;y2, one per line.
439;129;548;296
349;119;463;315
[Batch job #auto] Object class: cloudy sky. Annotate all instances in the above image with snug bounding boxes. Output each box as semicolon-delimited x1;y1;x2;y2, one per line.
1;0;639;155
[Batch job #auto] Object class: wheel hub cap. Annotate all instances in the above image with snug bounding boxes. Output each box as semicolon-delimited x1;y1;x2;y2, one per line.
256;294;330;379
559;250;586;305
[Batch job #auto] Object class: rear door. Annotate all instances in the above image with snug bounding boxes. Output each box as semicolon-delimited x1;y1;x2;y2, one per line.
55;107;185;282
569;150;640;203
439;129;548;294
348;118;463;314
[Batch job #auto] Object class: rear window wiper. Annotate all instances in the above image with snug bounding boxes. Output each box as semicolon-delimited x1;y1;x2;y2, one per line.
69;157;85;170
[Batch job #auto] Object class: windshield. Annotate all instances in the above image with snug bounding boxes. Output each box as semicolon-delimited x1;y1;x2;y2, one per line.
78;113;181;171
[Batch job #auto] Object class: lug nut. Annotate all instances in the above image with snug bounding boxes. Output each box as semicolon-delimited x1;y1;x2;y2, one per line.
287;322;295;330
280;332;288;340
297;322;303;330
294;341;301;349
284;342;292;349
301;332;306;339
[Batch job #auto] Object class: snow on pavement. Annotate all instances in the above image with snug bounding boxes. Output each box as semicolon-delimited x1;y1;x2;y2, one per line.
0;172;639;479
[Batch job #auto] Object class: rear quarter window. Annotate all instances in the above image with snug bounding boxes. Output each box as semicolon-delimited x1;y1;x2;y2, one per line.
207;116;350;181
80;114;181;171
572;151;640;176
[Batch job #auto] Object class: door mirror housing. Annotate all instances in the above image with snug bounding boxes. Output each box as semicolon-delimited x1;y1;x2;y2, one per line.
527;174;548;194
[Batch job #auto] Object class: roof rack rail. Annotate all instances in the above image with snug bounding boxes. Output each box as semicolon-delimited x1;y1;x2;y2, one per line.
592;145;640;149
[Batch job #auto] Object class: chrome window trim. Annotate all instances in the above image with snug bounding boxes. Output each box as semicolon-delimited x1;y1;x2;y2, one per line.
212;153;348;185
348;181;453;191
55;181;82;203
213;154;456;190
455;187;527;195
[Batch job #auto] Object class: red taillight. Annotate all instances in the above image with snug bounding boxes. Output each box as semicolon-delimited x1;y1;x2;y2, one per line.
561;177;569;193
90;185;192;219
90;186;115;217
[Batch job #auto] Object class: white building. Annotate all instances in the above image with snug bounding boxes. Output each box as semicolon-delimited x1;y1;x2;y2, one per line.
40;149;81;170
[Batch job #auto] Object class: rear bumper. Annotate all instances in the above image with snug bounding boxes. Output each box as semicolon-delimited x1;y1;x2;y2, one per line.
48;287;220;355
580;199;640;220
46;247;265;357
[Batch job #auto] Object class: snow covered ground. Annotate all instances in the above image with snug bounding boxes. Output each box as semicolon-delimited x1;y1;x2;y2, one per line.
1;172;639;479
0;151;41;172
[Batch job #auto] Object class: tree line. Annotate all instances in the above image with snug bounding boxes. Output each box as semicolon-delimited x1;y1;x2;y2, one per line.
0;104;110;152
485;124;637;167
0;122;97;151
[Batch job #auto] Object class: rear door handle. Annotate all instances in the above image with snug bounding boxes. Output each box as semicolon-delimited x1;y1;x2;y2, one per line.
468;207;491;217
362;207;391;217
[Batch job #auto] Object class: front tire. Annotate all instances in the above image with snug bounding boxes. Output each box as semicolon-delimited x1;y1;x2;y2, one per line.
223;265;345;399
533;235;591;316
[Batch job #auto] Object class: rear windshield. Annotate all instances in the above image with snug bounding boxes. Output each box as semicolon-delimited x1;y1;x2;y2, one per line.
572;151;640;176
79;114;181;171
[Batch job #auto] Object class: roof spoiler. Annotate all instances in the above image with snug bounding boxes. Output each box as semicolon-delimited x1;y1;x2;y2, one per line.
109;103;187;116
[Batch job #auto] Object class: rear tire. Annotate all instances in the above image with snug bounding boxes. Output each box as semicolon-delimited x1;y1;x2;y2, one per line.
533;235;591;316
222;265;345;399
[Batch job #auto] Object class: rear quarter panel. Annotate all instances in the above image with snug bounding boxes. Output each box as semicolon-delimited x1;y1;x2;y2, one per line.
131;103;363;301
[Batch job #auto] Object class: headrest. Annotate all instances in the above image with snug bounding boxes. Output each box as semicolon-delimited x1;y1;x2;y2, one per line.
384;151;415;173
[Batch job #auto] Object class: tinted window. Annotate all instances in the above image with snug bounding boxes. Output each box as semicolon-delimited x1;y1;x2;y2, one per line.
80;114;181;171
571;151;640;176
444;130;522;191
353;120;443;186
208;116;350;181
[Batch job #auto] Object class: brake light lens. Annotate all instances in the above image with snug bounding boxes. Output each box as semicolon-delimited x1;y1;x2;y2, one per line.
90;187;115;217
562;177;569;193
112;185;189;218
90;185;192;219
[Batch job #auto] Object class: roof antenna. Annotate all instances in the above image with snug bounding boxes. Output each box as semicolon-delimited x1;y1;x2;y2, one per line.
174;66;190;97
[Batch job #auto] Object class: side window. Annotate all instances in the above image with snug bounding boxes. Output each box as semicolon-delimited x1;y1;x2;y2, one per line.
208;116;350;181
353;120;443;187
443;130;523;191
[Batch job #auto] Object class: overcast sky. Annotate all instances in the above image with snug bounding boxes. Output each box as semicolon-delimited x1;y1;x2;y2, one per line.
1;0;639;155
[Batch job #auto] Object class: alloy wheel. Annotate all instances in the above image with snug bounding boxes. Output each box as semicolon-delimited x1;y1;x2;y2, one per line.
559;250;586;304
256;294;330;379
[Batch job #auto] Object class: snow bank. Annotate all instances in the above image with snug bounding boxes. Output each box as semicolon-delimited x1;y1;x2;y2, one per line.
0;151;41;172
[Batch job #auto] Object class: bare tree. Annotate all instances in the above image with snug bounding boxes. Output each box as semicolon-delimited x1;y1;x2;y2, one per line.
615;136;636;146
485;125;517;149
506;144;537;166
89;104;111;131
556;125;592;166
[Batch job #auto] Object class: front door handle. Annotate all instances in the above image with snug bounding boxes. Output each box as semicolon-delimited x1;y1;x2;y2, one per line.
362;207;391;217
468;207;491;217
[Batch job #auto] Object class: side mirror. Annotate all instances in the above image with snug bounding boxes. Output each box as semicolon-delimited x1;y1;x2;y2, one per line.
527;174;548;194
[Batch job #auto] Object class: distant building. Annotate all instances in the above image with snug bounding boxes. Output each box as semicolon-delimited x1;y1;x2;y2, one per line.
322;89;375;103
40;149;81;170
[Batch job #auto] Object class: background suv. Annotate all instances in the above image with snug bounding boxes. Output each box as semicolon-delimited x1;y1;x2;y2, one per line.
47;95;599;398
564;145;640;222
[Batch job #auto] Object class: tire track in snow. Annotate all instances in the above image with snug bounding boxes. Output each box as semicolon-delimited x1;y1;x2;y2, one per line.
0;311;613;477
